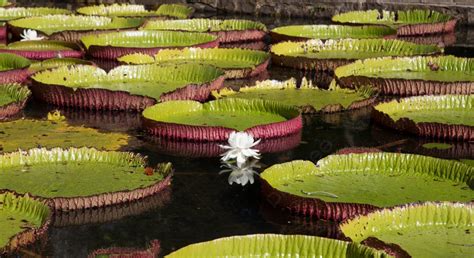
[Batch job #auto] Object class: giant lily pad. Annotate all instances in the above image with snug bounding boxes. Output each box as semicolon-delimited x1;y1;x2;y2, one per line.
0;41;83;60
8;15;144;42
141;18;267;43
213;78;377;113
77;3;193;19
29;58;95;72
31;63;225;111
0;191;51;254
270;24;396;42
0;118;129;152
166;234;390;257
271;38;441;71
142;98;302;141
118;47;270;79
340;202;473;258
373;95;473;141
260;152;473;221
0;83;30;120
335;55;474;96
0;7;70;21
0;147;173;210
81;30;219;60
0;53;31;84
332;9;457;36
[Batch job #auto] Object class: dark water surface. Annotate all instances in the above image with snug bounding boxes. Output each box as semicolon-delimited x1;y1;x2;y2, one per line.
4;6;474;257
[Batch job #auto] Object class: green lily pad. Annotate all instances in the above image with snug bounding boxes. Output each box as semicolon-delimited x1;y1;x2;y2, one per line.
77;3;193;19
271;39;441;71
118;48;270;79
261;152;473;220
31;63;224;102
461;159;474;166
8;15;143;36
0;40;79;51
0;192;51;253
0;83;30;107
333;9;453;28
340;202;473;258
422;142;453;150
141;18;266;32
0;118;129;152
0;7;71;21
29;58;95;72
166;234;390;257
0;147;172;210
81;30;218;49
373;95;473;140
0;53;31;72
270;24;396;41
213;78;377;113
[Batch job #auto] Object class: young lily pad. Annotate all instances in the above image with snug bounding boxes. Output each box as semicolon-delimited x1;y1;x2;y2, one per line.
118;47;270;79
335;55;474;96
271;38;441;71
141;18;267;43
29;58;95;72
89;240;161;258
0;83;30;120
373;95;473;141
142;98;303;141
0;147;173;210
340;202;473;257
0;118;129;152
0;41;83;60
166;234;390;257
0;7;71;21
81;30;219;60
0;53;31;84
332;9;457;36
261;152;473;221
270;24;396;42
0;191;51;254
8;15;144;42
77;3;193;19
31;63;225;111
213;78;377;113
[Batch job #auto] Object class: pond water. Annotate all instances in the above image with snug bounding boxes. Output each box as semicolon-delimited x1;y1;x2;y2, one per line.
3;5;474;258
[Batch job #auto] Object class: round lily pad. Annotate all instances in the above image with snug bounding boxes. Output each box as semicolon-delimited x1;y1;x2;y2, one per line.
118;47;270;79
373;95;473;141
165;234;390;257
31;63;225;111
270;24;396;42
335;55;474;96
0;53;31;84
142;98;303;141
332;9;457;36
0;7;71;21
0;41;83;60
0;147;173;210
0;118;130;152
261;152;473;221
213;78;377;113
271;38;441;71
8;15;144;42
340;202;473;257
141;18;267;43
81;30;219;60
0;191;51;254
78;3;193;19
0;83;30;120
29;58;95;72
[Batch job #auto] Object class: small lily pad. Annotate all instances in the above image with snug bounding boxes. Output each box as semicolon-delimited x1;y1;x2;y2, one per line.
77;3;193;19
0;40;83;60
0;7;71;21
422;142;453;150
0;147;172;210
0;83;30;120
340;202;473;257
0;53;31;84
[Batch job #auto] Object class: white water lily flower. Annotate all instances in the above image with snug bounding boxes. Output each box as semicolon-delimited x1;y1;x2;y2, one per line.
20;29;45;41
219;131;261;167
219;160;261;186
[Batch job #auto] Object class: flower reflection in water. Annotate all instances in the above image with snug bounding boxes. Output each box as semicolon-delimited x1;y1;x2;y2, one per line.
219;159;261;186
